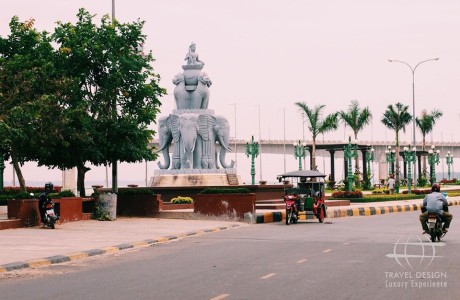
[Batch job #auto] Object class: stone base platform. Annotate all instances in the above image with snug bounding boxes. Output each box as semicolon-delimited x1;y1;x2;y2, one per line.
149;173;243;187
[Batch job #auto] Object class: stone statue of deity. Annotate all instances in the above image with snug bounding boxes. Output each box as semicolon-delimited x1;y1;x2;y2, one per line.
156;43;235;172
173;42;212;110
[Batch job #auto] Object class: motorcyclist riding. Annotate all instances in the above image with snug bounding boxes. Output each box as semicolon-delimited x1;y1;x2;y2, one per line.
420;183;453;234
38;182;54;225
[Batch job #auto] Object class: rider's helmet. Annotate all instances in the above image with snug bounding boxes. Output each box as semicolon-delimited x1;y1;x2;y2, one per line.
44;182;54;193
431;183;441;193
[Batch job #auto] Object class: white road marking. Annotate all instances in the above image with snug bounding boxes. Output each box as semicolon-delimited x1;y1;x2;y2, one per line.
261;273;276;279
323;249;332;253
210;294;230;300
344;242;350;245
297;259;308;264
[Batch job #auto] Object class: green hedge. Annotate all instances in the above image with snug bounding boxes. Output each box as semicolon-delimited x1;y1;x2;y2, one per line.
117;189;155;195
200;188;251;194
348;194;425;202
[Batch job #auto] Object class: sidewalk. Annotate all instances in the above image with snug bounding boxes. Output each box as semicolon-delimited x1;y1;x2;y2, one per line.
0;218;245;273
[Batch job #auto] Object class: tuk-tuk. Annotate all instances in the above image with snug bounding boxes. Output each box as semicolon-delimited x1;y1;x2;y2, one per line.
277;170;327;224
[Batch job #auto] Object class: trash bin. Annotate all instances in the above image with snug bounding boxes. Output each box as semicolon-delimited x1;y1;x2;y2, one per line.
98;193;117;220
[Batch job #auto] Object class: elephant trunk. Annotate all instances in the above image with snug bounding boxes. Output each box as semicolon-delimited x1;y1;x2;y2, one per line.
218;135;235;168
157;138;171;169
219;146;235;168
157;147;170;169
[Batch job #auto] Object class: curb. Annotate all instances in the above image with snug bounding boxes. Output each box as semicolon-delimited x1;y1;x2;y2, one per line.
0;224;241;273
249;199;460;224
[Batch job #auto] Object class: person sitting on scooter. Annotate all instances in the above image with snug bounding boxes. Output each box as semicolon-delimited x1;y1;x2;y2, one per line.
420;183;453;234
38;182;54;225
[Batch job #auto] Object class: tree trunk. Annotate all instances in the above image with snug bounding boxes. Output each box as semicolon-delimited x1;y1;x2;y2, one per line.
76;164;90;197
422;134;427;178
395;130;400;191
312;139;317;171
354;132;360;177
10;151;26;192
12;159;26;192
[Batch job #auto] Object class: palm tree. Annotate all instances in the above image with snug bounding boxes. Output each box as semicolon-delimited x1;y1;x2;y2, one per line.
381;102;412;192
416;109;443;178
339;100;372;175
295;103;339;171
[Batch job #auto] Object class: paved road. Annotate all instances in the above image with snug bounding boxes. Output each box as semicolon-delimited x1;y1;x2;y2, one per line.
1;207;459;300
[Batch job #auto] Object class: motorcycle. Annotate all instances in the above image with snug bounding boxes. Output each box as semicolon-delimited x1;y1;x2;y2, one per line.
284;194;300;225
423;205;448;242
42;198;59;229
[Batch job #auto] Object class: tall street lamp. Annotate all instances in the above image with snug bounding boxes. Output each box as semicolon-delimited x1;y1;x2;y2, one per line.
344;135;357;191
446;151;454;180
245;135;259;185
385;145;396;175
427;145;440;185
403;146;416;194
229;103;237;168
388;57;439;186
293;140;307;171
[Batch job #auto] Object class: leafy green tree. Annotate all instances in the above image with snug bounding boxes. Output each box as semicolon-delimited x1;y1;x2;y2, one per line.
0;17;59;191
416;109;443;178
46;9;165;196
295;103;339;171
339;100;372;175
381;102;412;192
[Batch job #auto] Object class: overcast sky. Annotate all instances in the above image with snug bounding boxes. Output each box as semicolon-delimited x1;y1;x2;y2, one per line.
1;0;459;186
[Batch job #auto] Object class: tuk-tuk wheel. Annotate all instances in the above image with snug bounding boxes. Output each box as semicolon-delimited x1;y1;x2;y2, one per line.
318;205;325;223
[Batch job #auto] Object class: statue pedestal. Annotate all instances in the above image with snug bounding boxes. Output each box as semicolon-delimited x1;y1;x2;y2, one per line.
150;170;243;187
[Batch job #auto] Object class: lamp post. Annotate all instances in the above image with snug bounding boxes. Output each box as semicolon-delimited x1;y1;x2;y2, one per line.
403;146;417;193
293;140;307;171
446;151;454;180
344;136;357;191
229;103;237;167
385;145;396;175
388;57;439;187
427;145;440;185
365;147;374;186
245;135;259;185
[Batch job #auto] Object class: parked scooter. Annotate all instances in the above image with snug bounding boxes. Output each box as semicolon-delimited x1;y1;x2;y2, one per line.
284;194;300;225
42;198;59;229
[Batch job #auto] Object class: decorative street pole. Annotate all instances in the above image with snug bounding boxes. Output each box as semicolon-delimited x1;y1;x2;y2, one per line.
427;145;440;185
293;140;307;171
365;147;374;186
385;146;396;175
403;146;416;194
344;136;357;191
446;151;454;180
245;135;259;185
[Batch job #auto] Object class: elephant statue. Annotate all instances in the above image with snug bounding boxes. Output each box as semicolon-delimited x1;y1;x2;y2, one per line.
171;113;198;169
191;73;212;109
173;73;191;109
214;115;235;168
197;114;217;169
157;116;172;169
173;71;212;109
